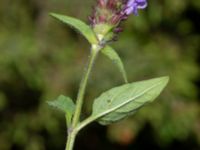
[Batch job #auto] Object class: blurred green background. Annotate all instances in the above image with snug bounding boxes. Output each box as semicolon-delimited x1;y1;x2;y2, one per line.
0;0;200;150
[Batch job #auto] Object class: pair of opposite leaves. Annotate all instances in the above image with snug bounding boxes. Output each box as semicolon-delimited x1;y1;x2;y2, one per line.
48;13;169;127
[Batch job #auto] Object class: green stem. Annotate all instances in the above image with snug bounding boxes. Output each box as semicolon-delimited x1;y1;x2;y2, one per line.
65;45;100;150
76;116;96;133
65;131;76;150
72;45;99;127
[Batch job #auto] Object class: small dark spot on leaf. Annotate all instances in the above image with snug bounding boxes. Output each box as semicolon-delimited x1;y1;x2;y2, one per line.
107;99;111;103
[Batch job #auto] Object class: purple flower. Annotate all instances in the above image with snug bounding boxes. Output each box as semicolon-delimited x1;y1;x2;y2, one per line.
125;0;147;15
89;0;148;42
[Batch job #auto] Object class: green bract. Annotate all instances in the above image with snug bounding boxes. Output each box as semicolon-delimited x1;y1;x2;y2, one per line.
50;13;98;45
101;46;128;83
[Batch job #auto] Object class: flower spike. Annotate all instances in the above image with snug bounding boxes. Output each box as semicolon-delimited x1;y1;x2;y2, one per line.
89;0;148;42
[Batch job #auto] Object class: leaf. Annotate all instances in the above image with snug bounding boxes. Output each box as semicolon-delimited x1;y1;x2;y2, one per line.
47;95;75;126
101;46;128;83
50;13;98;44
91;76;169;125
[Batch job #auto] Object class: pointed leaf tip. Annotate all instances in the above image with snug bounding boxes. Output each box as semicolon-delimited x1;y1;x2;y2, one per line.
101;46;128;83
50;13;98;44
91;76;169;125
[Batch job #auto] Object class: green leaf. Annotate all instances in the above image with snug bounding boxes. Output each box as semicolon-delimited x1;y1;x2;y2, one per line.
50;13;98;44
91;76;169;125
101;46;128;83
47;95;75;126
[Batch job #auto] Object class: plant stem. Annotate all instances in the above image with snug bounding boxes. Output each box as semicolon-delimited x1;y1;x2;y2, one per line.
76;116;96;132
65;130;76;150
72;45;99;127
65;45;100;150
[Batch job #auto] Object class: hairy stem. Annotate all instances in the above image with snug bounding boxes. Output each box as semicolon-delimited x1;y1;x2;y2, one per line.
65;45;100;150
72;45;99;127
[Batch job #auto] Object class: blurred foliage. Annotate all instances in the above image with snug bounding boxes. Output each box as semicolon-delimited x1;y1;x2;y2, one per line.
0;0;200;150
